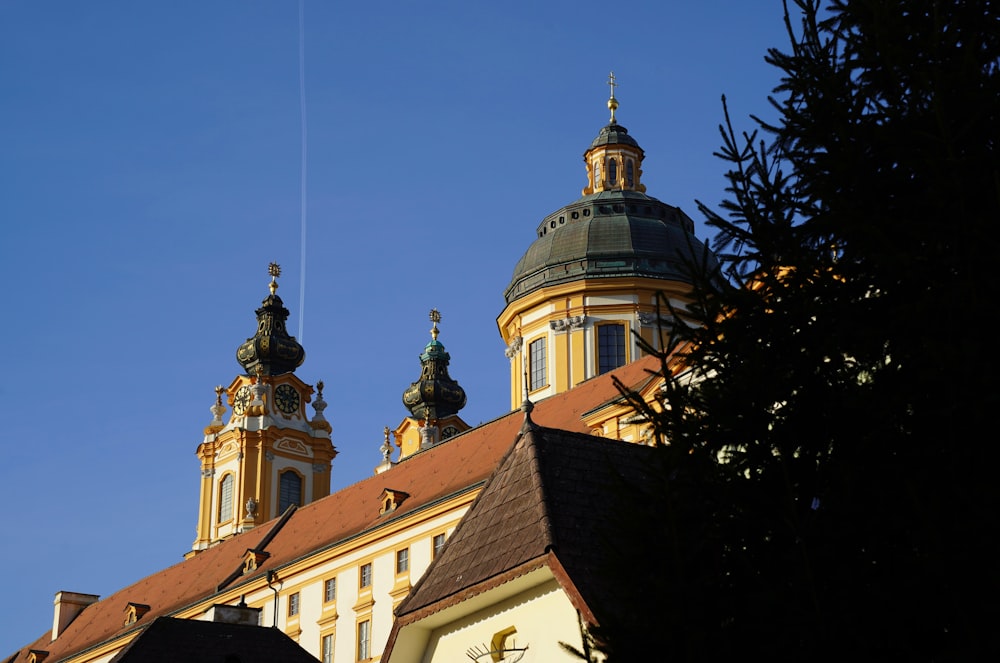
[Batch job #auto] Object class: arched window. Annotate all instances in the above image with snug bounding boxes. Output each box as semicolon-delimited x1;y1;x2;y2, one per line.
608;158;618;186
278;470;302;514
218;474;234;522
594;160;602;187
626;159;634;188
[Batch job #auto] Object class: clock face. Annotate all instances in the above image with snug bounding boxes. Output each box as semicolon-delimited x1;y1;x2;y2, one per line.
274;384;300;415
441;425;460;439
233;385;253;416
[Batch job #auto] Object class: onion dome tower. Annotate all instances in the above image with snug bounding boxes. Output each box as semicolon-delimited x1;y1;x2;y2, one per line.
235;265;305;376
393;310;470;460
190;264;337;555
497;73;718;409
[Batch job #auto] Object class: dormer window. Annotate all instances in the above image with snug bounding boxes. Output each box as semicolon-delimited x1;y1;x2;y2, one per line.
243;548;271;574
28;650;49;663
379;488;410;515
123;602;150;626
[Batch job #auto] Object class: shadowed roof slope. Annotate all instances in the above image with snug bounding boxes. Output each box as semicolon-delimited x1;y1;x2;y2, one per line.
394;425;664;623
107;616;318;663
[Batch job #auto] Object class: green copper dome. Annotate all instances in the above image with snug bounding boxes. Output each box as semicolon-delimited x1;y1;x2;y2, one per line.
503;189;715;304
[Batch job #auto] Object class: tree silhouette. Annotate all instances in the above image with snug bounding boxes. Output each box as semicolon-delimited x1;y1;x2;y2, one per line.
606;1;1000;659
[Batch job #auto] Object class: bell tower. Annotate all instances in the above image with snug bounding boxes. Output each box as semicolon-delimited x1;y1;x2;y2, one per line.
189;264;336;555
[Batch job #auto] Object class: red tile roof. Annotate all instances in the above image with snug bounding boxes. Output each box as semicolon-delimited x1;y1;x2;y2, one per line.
8;355;664;662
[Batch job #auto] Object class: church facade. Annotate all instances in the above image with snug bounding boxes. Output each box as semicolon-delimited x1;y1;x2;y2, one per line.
8;81;713;663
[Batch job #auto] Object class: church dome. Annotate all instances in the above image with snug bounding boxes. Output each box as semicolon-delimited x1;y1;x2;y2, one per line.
504;75;716;305
503;190;712;304
589;122;641;149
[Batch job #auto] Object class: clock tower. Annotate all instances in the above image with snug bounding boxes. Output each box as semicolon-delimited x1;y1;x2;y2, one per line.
189;264;336;555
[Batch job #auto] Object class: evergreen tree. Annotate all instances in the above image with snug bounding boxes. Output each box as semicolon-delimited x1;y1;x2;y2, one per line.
613;1;1000;659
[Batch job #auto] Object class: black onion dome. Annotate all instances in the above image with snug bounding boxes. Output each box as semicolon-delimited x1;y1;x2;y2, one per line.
503;190;717;305
235;292;305;376
402;334;466;421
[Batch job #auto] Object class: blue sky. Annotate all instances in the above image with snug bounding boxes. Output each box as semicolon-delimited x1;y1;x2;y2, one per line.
0;0;790;652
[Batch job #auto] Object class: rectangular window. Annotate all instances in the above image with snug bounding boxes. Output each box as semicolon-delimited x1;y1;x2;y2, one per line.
359;563;372;589
324;577;337;603
396;548;409;574
357;620;371;661
288;592;299;617
322;633;334;663
279;470;303;514
218;474;234;523
598;323;627;374
529;337;546;390
433;533;446;558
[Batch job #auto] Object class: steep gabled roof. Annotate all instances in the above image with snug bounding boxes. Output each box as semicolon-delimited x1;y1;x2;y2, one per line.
392;424;664;627
8;355;663;663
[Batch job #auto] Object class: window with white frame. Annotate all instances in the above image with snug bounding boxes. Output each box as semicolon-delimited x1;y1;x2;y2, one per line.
396;548;409;574
278;470;303;514
529;337;546;391
218;474;234;523
357;620;371;660
322;633;334;663
597;323;627;374
433;533;446;558
324;577;337;603
359;562;372;589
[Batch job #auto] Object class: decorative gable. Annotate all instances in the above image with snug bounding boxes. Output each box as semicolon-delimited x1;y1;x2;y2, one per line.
243;548;271;574
379;489;410;515
27;651;48;663
123;602;151;626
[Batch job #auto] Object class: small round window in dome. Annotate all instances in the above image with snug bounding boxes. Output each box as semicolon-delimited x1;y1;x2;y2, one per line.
550;220;556;229
583;208;590;216
571;211;579;219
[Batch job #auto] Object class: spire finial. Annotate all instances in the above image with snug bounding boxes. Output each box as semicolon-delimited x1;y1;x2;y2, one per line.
381;426;392;461
429;308;441;340
268;262;281;295
607;71;619;124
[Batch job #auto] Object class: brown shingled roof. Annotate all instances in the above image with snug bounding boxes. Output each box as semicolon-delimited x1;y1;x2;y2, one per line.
393;425;664;624
9;355;664;662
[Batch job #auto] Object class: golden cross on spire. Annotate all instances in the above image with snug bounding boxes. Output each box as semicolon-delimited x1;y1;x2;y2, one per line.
429;308;441;340
607;71;619;124
268;262;281;294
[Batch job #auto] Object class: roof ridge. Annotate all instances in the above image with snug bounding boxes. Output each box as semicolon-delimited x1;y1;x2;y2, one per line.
519;428;558;553
216;504;297;591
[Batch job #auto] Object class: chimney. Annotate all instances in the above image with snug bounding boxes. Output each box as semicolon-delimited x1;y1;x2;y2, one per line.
52;591;99;641
201;603;262;626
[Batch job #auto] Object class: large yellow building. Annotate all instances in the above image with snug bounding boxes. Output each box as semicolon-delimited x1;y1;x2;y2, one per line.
8;85;712;663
